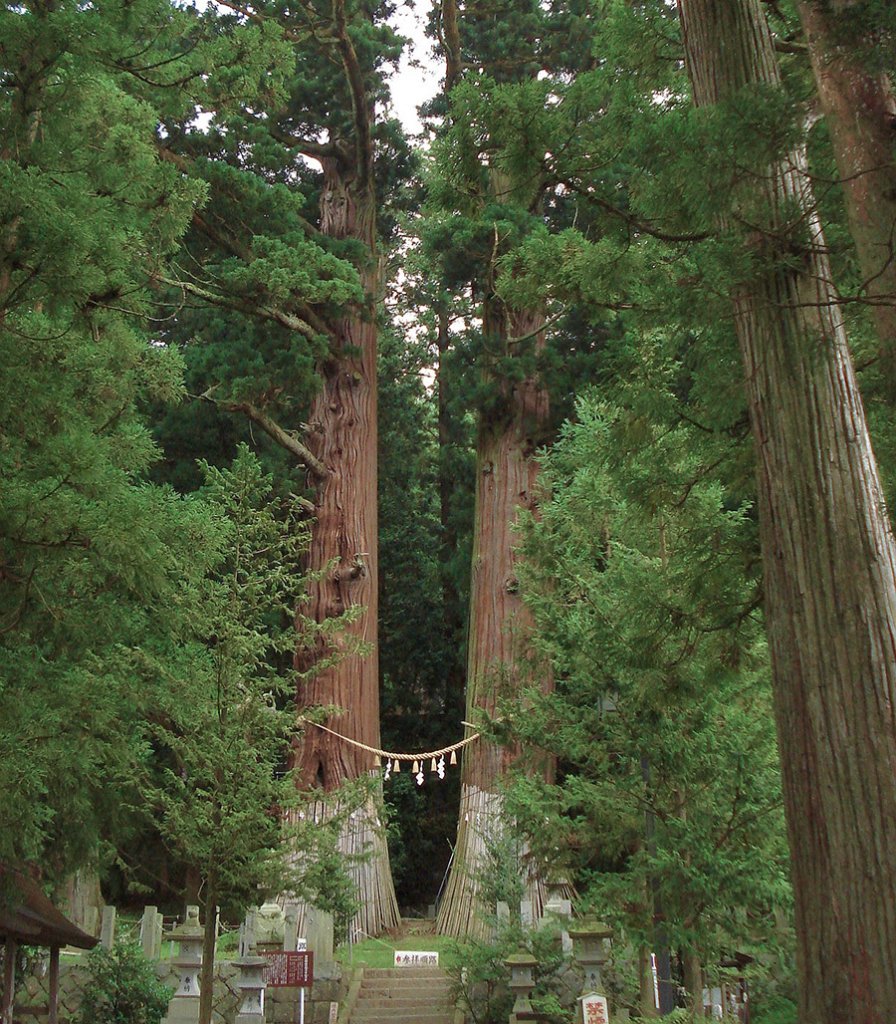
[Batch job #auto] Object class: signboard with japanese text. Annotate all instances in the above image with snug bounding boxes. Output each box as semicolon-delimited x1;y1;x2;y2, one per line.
393;950;439;967
581;992;610;1024
262;950;314;988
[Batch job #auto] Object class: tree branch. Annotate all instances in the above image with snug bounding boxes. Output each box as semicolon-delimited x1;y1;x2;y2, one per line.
200;389;328;479
154;273;324;344
265;123;337;164
332;0;373;187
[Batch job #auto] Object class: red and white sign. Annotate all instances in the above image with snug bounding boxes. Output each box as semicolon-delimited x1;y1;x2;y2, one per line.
262;951;314;988
581;992;610;1024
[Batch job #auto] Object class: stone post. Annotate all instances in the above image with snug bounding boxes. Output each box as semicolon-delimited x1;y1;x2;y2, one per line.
140;906;161;960
306;907;334;962
504;950;538;1024
162;906;204;1024
100;906;117;950
541;897;573;954
519;900;534;928
254;903;285;955
284;906;299;953
234;947;268;1024
239;909;258;958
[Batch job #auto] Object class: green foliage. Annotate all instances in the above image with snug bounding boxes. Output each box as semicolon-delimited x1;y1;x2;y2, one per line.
77;942;172;1024
377;271;473;907
752;995;798;1024
444;921;572;1024
145;446;347;920
504;393;790;968
0;0;218;879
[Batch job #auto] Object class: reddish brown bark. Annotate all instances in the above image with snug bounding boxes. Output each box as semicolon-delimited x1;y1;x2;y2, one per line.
795;0;896;388
289;157;399;933
288;9;399;932
436;304;552;938
294;155;382;789
677;3;896;1022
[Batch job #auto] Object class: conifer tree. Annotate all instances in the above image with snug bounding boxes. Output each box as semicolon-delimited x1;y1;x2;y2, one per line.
425;0;624;937
675;2;896;1019
0;0;215;880
508;396;789;1017
794;1;896;388
154;0;408;934
426;0;563;937
148;448;353;1024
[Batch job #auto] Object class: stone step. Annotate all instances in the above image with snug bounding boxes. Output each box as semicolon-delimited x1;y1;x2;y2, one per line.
355;994;454;1008
352;1012;453;1024
359;979;451;993
363;966;446;979
348;965;456;1024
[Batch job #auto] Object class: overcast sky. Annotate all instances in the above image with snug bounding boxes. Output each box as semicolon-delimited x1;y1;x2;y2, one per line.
386;2;441;133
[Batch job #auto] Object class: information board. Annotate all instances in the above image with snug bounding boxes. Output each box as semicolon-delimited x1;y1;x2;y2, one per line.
262;950;314;988
393;950;439;967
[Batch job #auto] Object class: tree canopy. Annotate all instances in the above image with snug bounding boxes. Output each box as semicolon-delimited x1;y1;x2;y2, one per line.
2;0;896;1020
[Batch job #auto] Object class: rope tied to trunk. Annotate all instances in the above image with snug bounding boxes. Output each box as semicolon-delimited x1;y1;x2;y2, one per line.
298;717;480;761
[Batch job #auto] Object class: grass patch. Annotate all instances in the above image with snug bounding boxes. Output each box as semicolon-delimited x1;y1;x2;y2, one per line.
336;931;459;970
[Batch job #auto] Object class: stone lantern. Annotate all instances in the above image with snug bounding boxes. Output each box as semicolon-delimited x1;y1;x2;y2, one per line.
254;902;286;954
568;918;613;996
162;906;205;1024
504;950;538;1023
234;945;268;1024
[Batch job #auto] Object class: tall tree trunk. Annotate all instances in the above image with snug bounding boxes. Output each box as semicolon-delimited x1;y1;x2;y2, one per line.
198;876;217;1024
291;153;399;936
436;307;467;722
436;307;552;938
681;949;703;1020
676;3;896;1022
795;0;896;388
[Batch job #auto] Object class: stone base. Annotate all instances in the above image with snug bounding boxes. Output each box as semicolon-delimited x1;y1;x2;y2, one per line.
162;994;201;1024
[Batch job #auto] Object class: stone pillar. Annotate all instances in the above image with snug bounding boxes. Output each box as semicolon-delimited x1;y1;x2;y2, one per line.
239;909;258;958
306;907;334;962
234;950;267;1023
140;906;162;960
162;906;204;1024
541;897;573;954
519;900;534;928
100;906;117;950
254;903;285;955
284;906;299;953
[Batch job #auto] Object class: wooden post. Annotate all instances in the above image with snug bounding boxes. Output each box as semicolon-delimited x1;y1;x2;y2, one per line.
2;937;17;1024
48;946;60;1024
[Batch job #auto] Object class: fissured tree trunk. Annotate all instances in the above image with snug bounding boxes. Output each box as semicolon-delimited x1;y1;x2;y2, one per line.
436;305;552;938
795;0;896;389
676;2;896;1022
292;150;399;936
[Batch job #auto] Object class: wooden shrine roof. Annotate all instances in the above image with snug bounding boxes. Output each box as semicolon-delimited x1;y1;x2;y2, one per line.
0;867;98;949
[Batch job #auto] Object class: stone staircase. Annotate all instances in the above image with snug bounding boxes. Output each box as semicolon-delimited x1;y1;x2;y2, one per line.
349;966;456;1024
